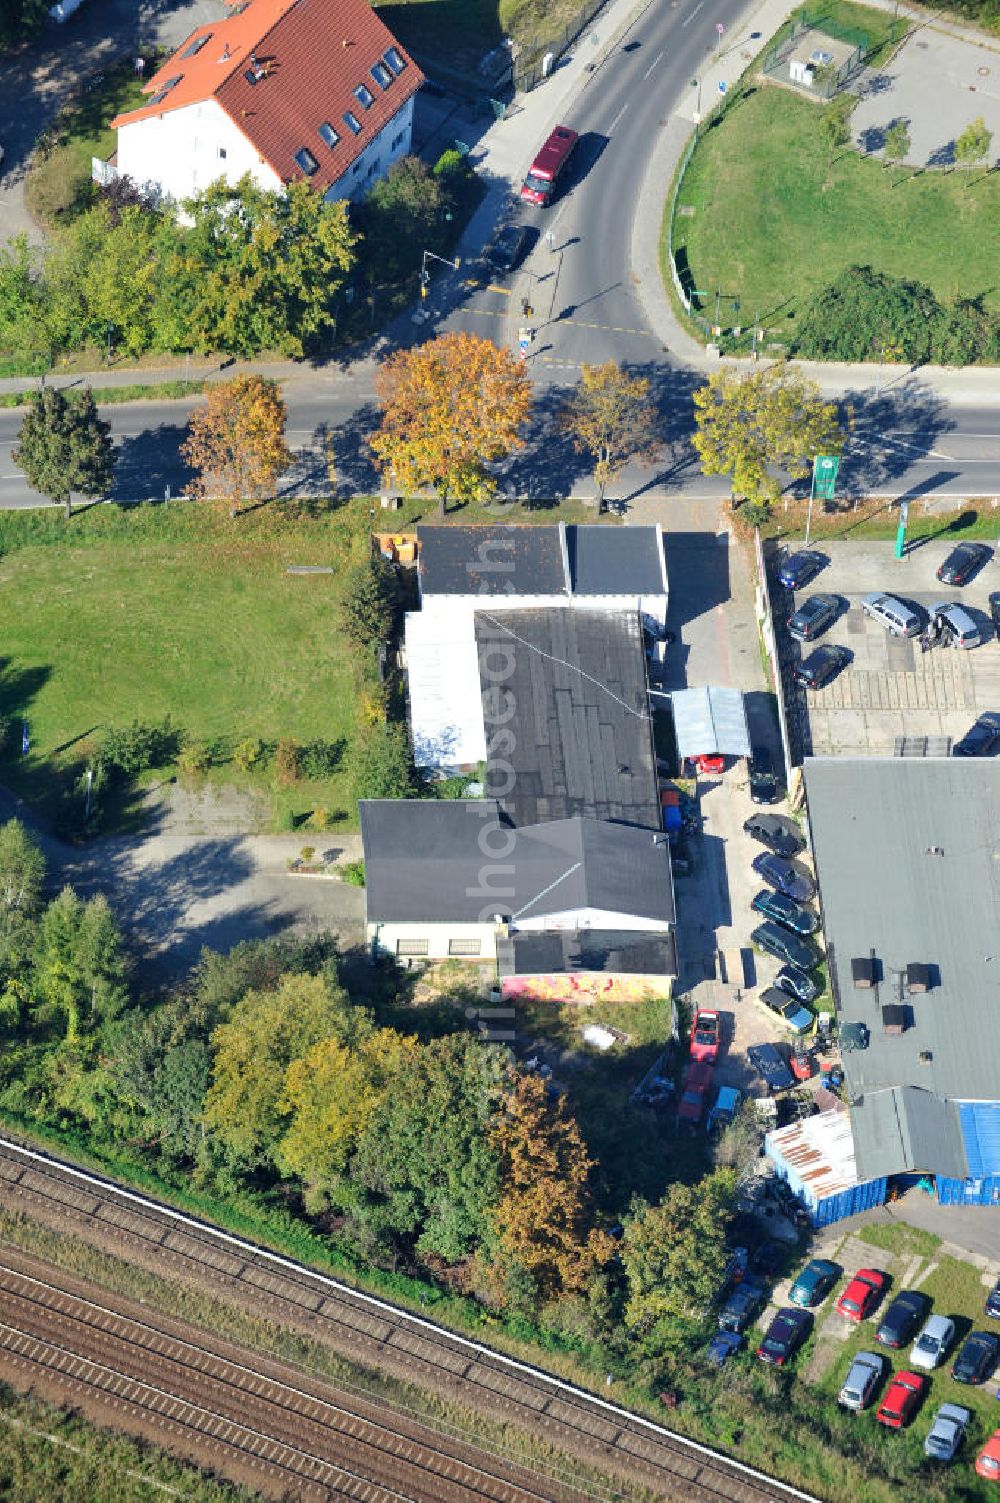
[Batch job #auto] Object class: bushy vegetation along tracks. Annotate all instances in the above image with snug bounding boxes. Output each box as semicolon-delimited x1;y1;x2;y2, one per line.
0;1135;822;1503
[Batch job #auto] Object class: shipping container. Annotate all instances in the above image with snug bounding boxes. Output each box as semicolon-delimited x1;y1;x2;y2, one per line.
935;1176;1000;1207
766;1108;887;1227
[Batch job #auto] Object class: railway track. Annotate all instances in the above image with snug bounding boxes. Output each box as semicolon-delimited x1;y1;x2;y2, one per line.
0;1249;591;1503
0;1134;822;1503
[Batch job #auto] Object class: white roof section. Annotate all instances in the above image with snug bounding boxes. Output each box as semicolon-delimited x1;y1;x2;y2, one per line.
405;611;486;769
765;1108;860;1207
671;686;751;759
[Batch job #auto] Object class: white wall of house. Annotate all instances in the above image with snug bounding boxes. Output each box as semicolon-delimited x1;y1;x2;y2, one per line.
515;907;672;933
325;95;415;203
368;920;498;962
116;100;281;203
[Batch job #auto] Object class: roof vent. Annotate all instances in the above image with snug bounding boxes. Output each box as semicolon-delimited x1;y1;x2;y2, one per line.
919;1049;933;1064
925;845;945;857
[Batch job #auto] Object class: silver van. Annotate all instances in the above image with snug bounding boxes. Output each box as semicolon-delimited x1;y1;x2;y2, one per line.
931;601;982;649
861;592;922;637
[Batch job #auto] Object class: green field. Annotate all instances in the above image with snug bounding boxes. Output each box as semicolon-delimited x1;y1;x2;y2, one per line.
669;82;1000;347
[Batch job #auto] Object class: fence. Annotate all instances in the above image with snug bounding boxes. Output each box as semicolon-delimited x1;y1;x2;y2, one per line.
512;0;609;93
761;13;867;101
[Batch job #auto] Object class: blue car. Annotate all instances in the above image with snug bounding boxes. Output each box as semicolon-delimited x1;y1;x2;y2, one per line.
706;1329;745;1367
778;550;826;590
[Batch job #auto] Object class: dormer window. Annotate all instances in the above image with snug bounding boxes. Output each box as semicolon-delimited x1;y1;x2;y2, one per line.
370;60;392;90
318;121;339;148
383;47;406;75
343;110;362;135
180;34;211;59
294;147;319;176
353;83;374;110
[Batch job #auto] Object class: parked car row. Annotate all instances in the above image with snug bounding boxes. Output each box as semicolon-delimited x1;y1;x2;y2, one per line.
742;815;824;1043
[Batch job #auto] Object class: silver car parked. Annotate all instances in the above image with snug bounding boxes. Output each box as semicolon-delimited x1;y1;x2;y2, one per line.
838;1350;884;1411
861;592;922;637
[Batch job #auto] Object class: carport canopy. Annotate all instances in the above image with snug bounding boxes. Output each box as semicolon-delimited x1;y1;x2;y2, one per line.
671;686;751;760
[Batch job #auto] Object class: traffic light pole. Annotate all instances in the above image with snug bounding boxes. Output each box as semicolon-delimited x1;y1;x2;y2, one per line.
420;248;461;300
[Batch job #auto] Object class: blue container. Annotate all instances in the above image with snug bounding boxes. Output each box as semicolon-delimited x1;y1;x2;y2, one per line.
936;1176;1000;1207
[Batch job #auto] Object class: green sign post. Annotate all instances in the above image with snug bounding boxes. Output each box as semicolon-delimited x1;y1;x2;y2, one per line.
894;500;909;560
804;454;841;545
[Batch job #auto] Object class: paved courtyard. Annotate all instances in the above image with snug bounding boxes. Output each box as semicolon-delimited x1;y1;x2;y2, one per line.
853;28;1000;167
777;537;1000;758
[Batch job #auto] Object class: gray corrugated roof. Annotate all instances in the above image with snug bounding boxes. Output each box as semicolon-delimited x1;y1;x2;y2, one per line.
475;607;660;830
567;526;665;596
848;1088;968;1180
360;801;674;925
672;686;751;758
499;929;677;978
417;526;566;597
804;758;1000;1177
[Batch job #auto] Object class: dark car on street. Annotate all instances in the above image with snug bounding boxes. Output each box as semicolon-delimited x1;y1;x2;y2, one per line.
775;964;821;1004
787;593;839;643
748;745;782;804
986;1278;1000;1320
751;888;818;935
953;712;1000;758
877;1290;929;1349
793;643;851;691
778;550;826;590
483;223;534;274
752;851;815;902
936;541;991;586
743;813;805;858
758;1307;812;1365
952;1331;1000;1385
752;921;819;972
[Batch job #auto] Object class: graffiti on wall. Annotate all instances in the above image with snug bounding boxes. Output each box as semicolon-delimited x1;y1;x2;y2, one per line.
501;972;665;1003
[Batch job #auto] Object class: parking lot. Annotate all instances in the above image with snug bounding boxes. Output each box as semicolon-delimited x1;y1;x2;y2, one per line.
774;539;1000;759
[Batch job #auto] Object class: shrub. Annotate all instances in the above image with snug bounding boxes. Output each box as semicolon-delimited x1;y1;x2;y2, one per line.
100;717;180;777
339;859;366;887
274;738;301;786
339;557;400;651
309;807;333;832
349;721;414;802
299;846;316;864
299;739;345;779
234;736;264;773
178;741;210;777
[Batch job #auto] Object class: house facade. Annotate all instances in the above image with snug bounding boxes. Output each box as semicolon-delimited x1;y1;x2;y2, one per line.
108;0;423;206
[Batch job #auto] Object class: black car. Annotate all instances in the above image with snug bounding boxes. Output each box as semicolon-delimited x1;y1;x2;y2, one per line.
787;593;839;643
953;712;1000;759
747;1042;796;1094
719;1275;768;1334
952;1331;1000;1385
775;964;821;1004
936;541;991;586
483;223;533;274
750;888;819;935
752;851;815;902
986;1278;1000;1320
793;644;851;691
752;921;819;972
876;1290;929;1349
748;745;782;805
743;813;805;858
778;550;826;590
990;592;1000;632
757;1306;812;1365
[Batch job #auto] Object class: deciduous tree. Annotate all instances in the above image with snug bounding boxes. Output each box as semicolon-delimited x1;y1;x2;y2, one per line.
182;375;292;508
33;888;127;1043
371;332;531;516
340;556;401;650
559;361;660;511
882;119;910;171
490;1073;614;1301
955;116;993;185
13;386;115;518
349;721;415;803
621;1170;737;1337
692;363;842;510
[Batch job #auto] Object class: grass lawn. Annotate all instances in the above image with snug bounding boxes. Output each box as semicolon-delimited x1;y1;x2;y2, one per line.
0;500;378;831
670;80;1000;348
25;59;152;228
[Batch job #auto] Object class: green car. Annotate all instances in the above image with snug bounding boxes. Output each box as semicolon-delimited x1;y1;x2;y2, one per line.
789;1258;840;1308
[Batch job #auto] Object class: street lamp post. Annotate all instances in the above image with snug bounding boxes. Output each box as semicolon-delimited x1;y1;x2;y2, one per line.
691;77;702;124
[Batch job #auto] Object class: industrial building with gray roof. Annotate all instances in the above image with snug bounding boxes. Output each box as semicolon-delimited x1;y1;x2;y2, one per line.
804;757;1000;1193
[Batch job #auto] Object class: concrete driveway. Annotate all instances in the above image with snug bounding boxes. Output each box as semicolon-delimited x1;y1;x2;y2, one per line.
0;0;227;243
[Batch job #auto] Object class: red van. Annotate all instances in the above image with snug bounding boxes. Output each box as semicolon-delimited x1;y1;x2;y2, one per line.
520;124;579;205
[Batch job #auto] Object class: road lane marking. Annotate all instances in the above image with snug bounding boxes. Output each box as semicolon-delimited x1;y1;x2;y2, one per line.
643;48;665;78
681;0;704;26
609;102;629;131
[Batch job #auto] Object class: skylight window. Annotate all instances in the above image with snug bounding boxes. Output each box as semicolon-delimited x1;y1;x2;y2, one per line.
383;47;407;76
180;33;210;59
294;147;319;175
370;60;392;90
353;83;374;110
318;121;339;148
150;74;183;105
343;110;362;135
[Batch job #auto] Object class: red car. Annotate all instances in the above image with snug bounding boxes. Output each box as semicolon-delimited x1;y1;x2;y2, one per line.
837;1268;889;1322
690;1009;721;1063
694;753;725;775
677;1060;714;1124
977;1429;1000;1481
876;1369;926;1429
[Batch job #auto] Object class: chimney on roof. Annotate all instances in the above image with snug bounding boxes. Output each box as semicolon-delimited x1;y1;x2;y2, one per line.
220;43;231;60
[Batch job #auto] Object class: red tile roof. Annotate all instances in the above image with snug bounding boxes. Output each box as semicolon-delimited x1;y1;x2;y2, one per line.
111;0;424;195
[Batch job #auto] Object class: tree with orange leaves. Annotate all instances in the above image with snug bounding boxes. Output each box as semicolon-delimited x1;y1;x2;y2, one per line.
370;331;531;516
489;1072;613;1303
182;374;292;510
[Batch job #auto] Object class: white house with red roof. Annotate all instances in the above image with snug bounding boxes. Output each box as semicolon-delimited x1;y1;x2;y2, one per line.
107;0;424;206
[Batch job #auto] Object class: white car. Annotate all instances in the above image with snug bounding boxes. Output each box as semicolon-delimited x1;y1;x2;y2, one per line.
910;1314;956;1371
924;1402;970;1462
838;1350;883;1411
50;0;87;19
